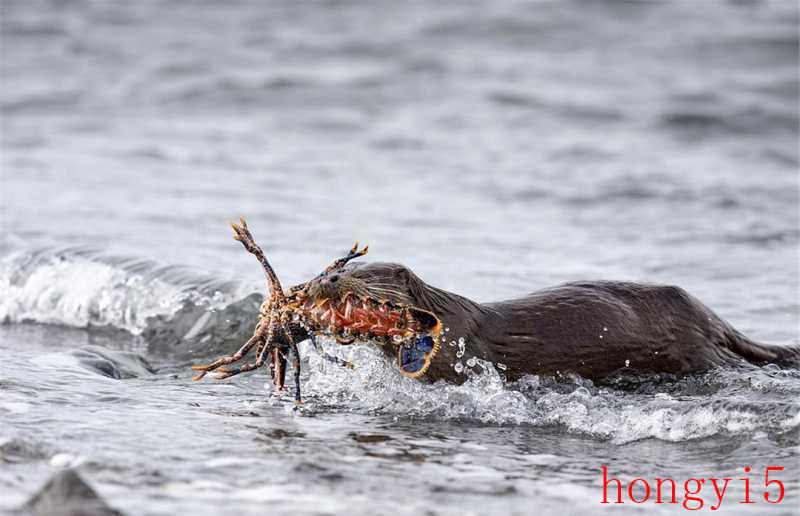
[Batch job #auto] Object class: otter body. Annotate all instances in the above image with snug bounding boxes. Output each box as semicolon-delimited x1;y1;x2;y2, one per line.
193;221;797;398
331;262;799;382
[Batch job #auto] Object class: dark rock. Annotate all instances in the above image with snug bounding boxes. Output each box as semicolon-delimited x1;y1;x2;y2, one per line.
22;469;124;516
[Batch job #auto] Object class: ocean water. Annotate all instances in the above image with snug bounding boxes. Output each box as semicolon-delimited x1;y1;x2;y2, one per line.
1;0;799;514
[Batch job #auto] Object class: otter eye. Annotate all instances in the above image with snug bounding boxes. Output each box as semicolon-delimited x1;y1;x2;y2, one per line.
329;275;339;283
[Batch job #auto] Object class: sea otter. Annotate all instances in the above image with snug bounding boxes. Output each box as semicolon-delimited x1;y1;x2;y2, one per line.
305;261;800;382
191;220;799;401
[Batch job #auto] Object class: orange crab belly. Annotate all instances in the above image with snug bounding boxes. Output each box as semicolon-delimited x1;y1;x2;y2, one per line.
303;297;407;338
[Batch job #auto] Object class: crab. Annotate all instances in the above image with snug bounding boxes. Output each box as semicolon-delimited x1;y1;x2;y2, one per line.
191;218;443;403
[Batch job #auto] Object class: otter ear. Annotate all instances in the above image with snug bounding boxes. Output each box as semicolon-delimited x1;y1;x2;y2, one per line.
397;335;440;378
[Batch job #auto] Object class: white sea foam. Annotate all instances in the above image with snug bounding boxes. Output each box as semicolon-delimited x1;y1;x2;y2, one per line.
0;249;234;334
301;338;798;444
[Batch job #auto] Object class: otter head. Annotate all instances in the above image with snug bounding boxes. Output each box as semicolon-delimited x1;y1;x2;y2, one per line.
292;256;443;378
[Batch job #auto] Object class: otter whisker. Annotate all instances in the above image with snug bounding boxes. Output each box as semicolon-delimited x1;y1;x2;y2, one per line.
363;286;410;297
362;289;413;304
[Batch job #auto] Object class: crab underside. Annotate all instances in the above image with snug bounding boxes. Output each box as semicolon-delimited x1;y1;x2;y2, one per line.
295;293;442;376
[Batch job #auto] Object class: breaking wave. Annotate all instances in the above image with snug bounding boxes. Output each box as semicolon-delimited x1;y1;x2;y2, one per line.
0;247;242;334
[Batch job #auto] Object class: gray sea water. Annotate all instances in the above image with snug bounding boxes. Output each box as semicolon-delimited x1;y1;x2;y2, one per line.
1;0;799;514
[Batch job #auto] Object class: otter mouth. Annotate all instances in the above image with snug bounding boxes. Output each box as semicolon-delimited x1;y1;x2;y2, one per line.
295;292;442;377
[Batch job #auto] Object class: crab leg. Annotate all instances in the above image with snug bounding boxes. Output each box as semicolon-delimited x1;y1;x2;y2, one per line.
191;333;263;381
281;324;303;403
208;313;277;378
270;347;286;391
323;242;369;274
214;338;279;380
213;359;267;380
230;218;285;301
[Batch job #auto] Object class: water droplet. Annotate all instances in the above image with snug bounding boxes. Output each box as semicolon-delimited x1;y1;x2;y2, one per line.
293;313;300;322
454;362;464;373
625;359;630;367
449;340;457;347
497;362;507;371
466;357;477;367
392;334;403;343
603;326;608;332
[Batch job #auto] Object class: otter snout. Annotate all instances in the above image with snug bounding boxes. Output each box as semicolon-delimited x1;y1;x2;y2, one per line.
307;273;345;299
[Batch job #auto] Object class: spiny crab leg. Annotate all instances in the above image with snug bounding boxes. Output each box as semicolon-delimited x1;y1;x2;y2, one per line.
214;354;271;380
214;320;279;381
190;311;272;379
323;242;369;274
230;217;285;301
230;218;303;398
281;240;367;295
190;333;263;381
281;322;303;403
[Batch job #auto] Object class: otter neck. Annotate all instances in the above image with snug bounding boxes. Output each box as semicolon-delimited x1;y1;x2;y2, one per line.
411;283;501;367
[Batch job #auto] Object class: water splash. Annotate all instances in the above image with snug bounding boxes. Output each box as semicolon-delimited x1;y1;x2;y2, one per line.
300;338;800;444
